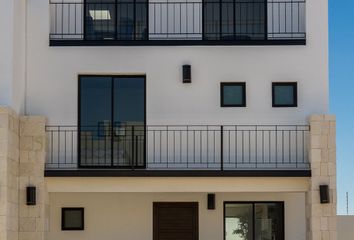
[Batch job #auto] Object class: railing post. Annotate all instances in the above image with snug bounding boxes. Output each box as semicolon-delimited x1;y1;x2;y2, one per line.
220;125;224;171
131;126;135;170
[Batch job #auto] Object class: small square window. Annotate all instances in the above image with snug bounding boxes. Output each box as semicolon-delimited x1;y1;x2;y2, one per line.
62;208;84;231
272;82;297;107
220;83;246;107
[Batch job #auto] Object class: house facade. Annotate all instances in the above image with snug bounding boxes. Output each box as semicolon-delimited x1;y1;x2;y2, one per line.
0;0;337;240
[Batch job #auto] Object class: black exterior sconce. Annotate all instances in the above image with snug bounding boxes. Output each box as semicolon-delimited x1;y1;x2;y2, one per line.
183;65;191;83
207;193;215;210
319;185;330;204
26;186;36;206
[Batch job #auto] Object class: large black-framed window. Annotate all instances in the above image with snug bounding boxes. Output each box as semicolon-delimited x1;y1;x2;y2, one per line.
224;202;284;240
62;208;85;231
272;82;298;107
203;0;267;40
84;0;148;40
220;82;246;107
78;75;146;168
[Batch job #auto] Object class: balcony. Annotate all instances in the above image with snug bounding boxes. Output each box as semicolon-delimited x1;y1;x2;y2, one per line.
49;0;306;46
45;125;310;176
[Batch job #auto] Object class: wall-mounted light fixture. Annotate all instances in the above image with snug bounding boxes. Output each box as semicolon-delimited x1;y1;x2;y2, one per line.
26;186;36;206
319;185;330;204
207;193;215;210
183;65;191;83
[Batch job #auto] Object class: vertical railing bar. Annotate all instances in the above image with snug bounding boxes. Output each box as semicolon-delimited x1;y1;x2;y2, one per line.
220;125;224;171
58;126;60;166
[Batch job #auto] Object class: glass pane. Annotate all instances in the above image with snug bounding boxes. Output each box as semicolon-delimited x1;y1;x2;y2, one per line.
225;204;253;240
235;0;266;40
203;0;220;40
63;209;83;229
223;85;244;106
113;77;145;167
221;0;234;40
80;76;112;167
255;203;283;240
274;85;295;106
85;0;116;40
116;0;148;40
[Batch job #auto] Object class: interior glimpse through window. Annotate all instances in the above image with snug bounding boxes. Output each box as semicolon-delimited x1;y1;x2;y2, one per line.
224;202;284;240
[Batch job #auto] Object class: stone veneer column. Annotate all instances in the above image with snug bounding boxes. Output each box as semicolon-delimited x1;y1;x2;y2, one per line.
0;106;47;240
18;116;48;240
0;107;20;240
307;115;337;240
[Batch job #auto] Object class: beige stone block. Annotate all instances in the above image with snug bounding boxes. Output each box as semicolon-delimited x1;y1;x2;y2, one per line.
328;217;337;231
33;137;44;151
0;114;9;129
329;231;337;240
19;204;29;218
35;218;45;232
19;218;36;232
311;135;322;149
311;204;322;217
28;206;40;218
19;231;42;240
329;177;336;190
320;164;328;176
312;216;321;231
20;117;46;137
329;122;336;136
311;122;322;135
321;205;332;217
321;135;328;149
309;115;325;122
328;149;336;163
320;217;328;231
312;177;330;189
321;122;330;135
310;149;322;163
328;136;336;149
20;137;33;151
328;163;336;176
321;230;330;240
324;115;336;121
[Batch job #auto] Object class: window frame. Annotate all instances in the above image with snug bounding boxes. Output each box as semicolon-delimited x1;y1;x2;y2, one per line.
220;82;246;107
61;208;85;231
223;201;285;240
77;74;147;169
272;82;298;108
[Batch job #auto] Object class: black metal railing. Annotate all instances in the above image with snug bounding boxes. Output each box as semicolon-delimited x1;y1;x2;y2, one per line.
45;125;310;170
49;0;306;44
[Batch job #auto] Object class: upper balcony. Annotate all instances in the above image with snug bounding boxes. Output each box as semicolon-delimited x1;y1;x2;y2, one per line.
45;124;310;177
49;0;306;46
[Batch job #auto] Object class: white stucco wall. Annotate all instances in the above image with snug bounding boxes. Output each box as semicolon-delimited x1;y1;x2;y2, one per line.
48;192;307;240
0;0;26;114
21;0;328;125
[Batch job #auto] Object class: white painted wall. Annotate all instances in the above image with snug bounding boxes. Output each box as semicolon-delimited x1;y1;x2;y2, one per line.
2;0;327;125
0;0;26;114
49;192;307;240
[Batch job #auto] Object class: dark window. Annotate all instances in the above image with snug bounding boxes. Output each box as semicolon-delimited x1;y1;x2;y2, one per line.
62;208;84;231
85;0;148;40
224;202;284;240
203;0;266;40
79;75;146;168
272;82;298;107
221;82;246;107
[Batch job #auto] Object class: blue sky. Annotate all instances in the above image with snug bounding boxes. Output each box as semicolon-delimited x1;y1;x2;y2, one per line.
329;0;354;215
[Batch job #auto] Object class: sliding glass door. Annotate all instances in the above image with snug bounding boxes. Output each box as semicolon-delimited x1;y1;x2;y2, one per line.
79;75;146;168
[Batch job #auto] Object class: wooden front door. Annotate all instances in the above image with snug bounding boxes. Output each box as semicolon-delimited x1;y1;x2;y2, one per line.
153;202;199;240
